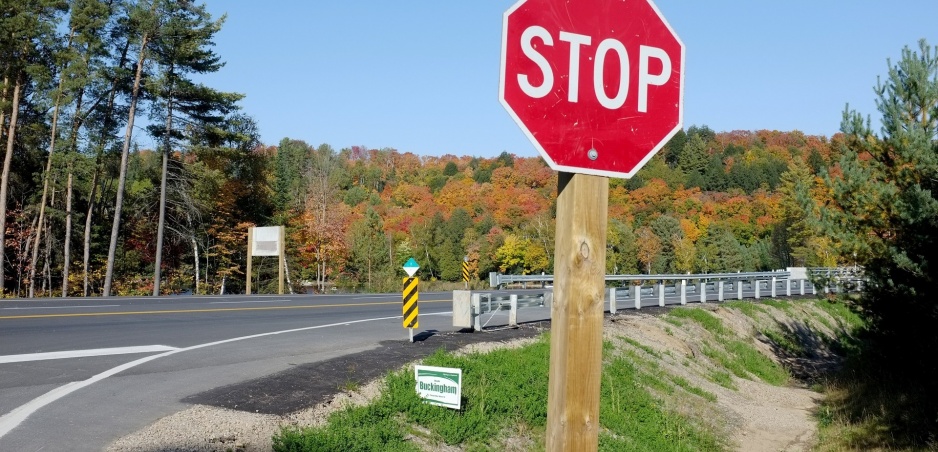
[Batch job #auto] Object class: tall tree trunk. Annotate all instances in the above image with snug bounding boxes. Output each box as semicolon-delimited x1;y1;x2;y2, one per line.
17;215;39;297
82;168;99;296
28;73;66;298
284;255;293;294
192;236;198;295
153;84;173;296
43;213;52;296
103;32;150;297
0;74;23;295
84;39;129;296
0;75;8;162
62;171;73;296
29;28;75;296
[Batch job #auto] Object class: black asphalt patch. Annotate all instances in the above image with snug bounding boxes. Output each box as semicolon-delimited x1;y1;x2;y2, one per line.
183;323;549;415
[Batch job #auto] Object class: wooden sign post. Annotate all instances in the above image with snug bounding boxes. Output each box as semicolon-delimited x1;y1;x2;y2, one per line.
546;172;608;450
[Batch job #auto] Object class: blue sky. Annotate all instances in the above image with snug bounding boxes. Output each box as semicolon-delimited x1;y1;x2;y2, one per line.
195;1;938;159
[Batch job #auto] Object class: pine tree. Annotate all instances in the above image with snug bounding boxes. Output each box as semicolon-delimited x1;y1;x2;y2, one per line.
146;0;241;295
825;39;938;442
0;0;68;295
103;0;159;296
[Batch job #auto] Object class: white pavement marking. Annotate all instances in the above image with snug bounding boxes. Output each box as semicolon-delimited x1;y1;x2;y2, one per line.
0;313;421;439
2;305;120;310
208;300;287;304
0;346;180;364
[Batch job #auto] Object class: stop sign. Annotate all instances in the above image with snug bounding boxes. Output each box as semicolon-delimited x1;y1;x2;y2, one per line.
499;0;684;178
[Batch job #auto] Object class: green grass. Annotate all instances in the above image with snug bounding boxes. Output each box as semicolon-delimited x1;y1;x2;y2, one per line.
759;299;792;313
599;357;724;451
701;341;788;386
721;340;789;386
722;300;766;318
811;299;863;330
622;336;662;358
667;307;727;335
664;316;685;328
668;307;789;387
671;375;718;402
618;346;715;402
761;327;806;357
707;370;735;389
273;335;725;451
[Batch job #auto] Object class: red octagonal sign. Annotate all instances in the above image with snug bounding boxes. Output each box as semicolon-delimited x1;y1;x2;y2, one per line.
500;0;684;178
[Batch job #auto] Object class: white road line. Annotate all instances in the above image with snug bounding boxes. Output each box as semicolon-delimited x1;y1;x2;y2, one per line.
2;305;120;310
0;314;407;439
0;346;180;364
208;300;287;304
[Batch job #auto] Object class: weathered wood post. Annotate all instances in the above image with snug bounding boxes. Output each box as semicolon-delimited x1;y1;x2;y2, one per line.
546;173;608;450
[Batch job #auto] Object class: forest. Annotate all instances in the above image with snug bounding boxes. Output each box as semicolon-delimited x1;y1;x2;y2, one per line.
0;1;845;298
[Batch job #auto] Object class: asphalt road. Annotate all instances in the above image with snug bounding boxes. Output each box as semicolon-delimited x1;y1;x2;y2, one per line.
0;290;551;451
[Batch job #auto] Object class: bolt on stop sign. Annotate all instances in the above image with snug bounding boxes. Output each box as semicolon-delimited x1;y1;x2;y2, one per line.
499;0;684;178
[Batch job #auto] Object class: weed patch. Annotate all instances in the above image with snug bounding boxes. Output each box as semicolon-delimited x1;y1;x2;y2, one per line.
707;370;735;389
622;336;662;358
761;327;806;357
723;301;765;318
599;357;724;451
668;307;727;335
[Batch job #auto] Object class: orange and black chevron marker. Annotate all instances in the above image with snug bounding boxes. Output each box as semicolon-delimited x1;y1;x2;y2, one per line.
402;277;419;329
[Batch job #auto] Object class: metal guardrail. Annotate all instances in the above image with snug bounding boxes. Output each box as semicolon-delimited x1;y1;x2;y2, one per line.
474;292;546;314
606;276;818;312
463;267;863;331
468;292;548;330
489;267;864;289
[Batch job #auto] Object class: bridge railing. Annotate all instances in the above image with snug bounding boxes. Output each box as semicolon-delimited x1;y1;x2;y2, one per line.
461;267;862;331
464;292;547;330
489;267;863;290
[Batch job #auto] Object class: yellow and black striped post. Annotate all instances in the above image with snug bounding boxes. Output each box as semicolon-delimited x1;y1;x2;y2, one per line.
461;261;470;287
403;276;419;341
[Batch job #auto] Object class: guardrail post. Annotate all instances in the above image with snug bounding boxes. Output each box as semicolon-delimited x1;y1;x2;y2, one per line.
812;281;818;295
680;279;687;305
472;293;482;331
718;281;724;302
771;276;777;298
755;280;760;299
737;280;743;299
786;278;791;297
609;287;617;314
658;281;665;307
800;280;805;296
509;294;518;326
699;281;706;303
635;283;641;310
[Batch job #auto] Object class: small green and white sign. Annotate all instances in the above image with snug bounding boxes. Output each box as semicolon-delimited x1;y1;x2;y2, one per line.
414;365;462;410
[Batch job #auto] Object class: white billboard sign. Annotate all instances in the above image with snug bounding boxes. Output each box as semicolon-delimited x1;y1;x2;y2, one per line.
251;226;282;256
